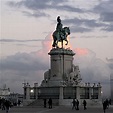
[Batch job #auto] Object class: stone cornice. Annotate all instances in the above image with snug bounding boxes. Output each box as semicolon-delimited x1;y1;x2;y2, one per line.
48;48;75;56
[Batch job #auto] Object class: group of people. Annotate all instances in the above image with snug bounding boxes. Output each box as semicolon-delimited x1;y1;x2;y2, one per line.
0;98;11;113
72;99;80;110
44;98;87;110
0;97;22;113
44;98;52;109
72;98;112;113
72;99;87;110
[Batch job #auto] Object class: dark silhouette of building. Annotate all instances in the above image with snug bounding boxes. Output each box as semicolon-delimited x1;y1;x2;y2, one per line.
110;74;113;104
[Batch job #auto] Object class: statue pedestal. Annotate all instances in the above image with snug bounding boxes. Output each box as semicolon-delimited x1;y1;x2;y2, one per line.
42;48;75;87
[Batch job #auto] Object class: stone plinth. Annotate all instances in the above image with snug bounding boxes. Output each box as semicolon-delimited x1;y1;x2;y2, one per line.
47;48;75;86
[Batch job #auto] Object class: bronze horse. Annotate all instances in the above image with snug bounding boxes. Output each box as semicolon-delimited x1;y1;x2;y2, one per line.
52;27;70;48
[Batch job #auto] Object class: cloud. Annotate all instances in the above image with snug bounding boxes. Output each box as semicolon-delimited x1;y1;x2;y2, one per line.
0;35;52;93
73;48;111;96
0;39;44;42
13;43;41;48
6;0;113;33
0;35;112;97
0;52;48;71
55;5;84;13
92;0;113;32
102;24;113;32
100;12;113;22
58;18;94;33
94;0;113;32
106;58;113;62
71;26;92;33
7;0;84;18
7;0;83;12
73;48;110;82
0;38;52;48
63;17;108;33
0;69;44;93
22;11;50;18
106;58;113;69
64;18;106;27
80;35;109;38
0;51;49;93
93;0;113;14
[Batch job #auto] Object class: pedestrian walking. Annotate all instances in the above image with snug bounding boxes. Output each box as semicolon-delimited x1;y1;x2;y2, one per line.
105;99;109;109
48;98;52;109
103;100;107;113
72;99;76;110
5;100;11;113
76;99;79;110
1;98;5;110
83;100;87;110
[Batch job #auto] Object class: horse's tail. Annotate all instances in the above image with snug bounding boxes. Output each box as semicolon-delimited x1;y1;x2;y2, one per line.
52;31;57;47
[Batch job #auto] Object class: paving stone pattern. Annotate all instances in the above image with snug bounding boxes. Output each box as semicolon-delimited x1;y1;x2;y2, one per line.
0;105;113;113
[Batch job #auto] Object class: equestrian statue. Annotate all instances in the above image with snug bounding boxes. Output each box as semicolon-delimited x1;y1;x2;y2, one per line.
52;16;70;48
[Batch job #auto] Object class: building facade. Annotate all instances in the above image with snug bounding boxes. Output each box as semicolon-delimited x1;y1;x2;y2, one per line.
0;85;10;98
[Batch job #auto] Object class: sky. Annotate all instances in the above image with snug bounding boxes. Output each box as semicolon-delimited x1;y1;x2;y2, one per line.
0;0;113;97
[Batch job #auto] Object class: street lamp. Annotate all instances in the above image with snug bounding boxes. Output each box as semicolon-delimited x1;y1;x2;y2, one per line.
30;89;34;93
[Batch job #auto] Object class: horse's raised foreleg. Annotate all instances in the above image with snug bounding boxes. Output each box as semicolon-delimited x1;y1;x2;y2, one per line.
52;35;57;48
56;40;59;48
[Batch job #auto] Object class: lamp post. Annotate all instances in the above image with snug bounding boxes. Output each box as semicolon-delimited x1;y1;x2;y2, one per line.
30;89;34;99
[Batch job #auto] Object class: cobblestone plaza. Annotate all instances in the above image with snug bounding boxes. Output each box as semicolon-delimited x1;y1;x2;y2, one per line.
0;105;113;113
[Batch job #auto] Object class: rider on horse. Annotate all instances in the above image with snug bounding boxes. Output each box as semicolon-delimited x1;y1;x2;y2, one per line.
52;16;70;48
56;16;63;41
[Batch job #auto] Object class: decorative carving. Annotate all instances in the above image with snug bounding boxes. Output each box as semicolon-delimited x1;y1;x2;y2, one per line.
44;69;51;82
68;65;82;85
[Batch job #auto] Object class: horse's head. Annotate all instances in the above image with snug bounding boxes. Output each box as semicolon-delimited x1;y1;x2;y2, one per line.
63;27;70;35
